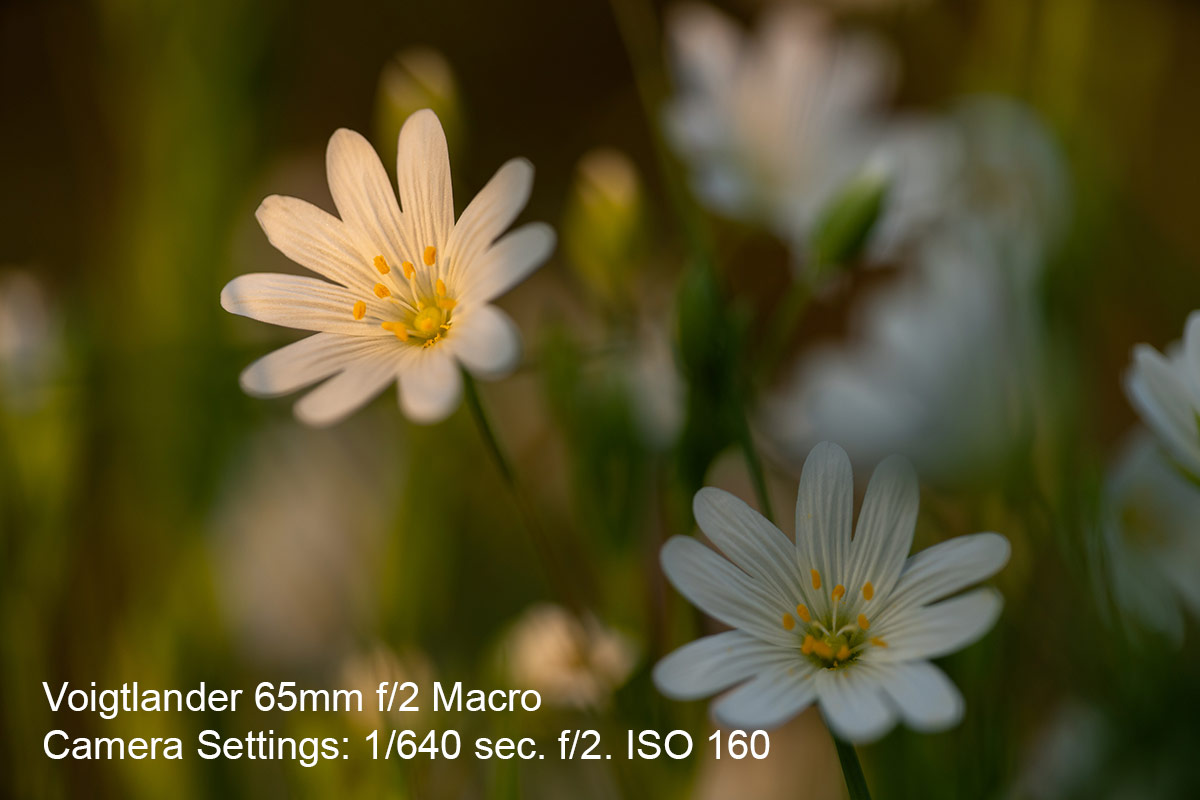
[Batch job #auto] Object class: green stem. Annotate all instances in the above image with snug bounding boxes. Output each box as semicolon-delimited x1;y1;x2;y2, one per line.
833;738;873;800
735;408;775;524
758;278;813;384
461;371;584;611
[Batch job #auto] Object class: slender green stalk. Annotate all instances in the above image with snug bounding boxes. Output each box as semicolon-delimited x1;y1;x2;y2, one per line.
461;371;584;611
833;738;873;800
735;408;775;524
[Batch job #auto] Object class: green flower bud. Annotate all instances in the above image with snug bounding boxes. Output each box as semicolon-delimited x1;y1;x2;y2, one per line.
374;48;464;164
810;159;891;270
563;149;646;307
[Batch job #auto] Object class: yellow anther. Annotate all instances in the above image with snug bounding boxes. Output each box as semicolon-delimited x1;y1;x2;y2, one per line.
373;255;391;275
373;283;390;299
810;569;822;590
781;613;795;631
869;637;888;648
836;645;851;662
402;260;415;279
380;321;409;341
832;584;846;601
423;245;436;266
812;640;834;660
857;614;870;630
863;582;875;601
436;297;457;311
352;300;366;320
795;604;811;623
800;635;815;655
436;278;447;296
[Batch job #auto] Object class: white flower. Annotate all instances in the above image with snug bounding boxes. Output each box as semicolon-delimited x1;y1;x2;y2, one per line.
663;3;947;264
654;442;1009;741
221;109;555;425
1125;310;1200;478
1095;432;1200;642
503;604;638;710
764;228;1027;482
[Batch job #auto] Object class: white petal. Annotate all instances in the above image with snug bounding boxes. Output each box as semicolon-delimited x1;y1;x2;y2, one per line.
660;536;793;647
883;532;1010;613
711;662;819;730
459;222;555;304
694;487;806;605
256;195;375;293
845;454;918;601
877;660;964;732
873;587;1002;662
446;158;534;284
1184;310;1200;400
1126;345;1200;472
398;348;462;424
240;332;394;397
795;442;854;618
293;351;399;427
396;109;454;259
448;305;521;379
815;666;896;743
325;129;409;265
653;631;781;700
221;273;376;335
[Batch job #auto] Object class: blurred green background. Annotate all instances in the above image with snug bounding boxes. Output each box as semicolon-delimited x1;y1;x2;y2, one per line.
4;0;1200;797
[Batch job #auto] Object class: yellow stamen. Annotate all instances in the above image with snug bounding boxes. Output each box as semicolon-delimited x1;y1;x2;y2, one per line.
862;582;875;601
870;637;888;648
352;300;366;320
857;614;870;630
402;260;415;279
810;569;822;590
812;640;834;660
836;645;851;661
373;255;390;275
832;584;846;601
781;613;795;631
795;604;811;623
436;278;447;296
436;297;457;311
800;635;815;655
373;283;390;299
423;245;436;266
380;321;409;342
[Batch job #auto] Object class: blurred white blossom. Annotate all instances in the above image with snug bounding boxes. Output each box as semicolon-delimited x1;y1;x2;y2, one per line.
765;227;1029;482
1095;432;1200;642
212;423;399;669
1125;310;1200;478
339;642;435;730
0;270;63;411
502;604;637;710
663;3;949;267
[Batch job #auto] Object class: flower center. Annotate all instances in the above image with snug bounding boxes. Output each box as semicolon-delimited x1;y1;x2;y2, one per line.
780;572;888;670
348;250;459;348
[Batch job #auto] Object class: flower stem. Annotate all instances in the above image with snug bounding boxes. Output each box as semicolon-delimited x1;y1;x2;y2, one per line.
735;406;775;523
461;371;585;611
833;738;873;800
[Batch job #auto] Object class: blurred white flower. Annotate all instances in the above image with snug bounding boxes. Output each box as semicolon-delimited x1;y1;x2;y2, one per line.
1125;310;1200;478
663;3;948;266
212;424;398;669
654;442;1009;741
502;604;637;710
1096;432;1200;642
942;96;1070;280
222;109;555;426
0;270;63;411
622;316;685;450
764;228;1027;482
1010;702;1111;800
